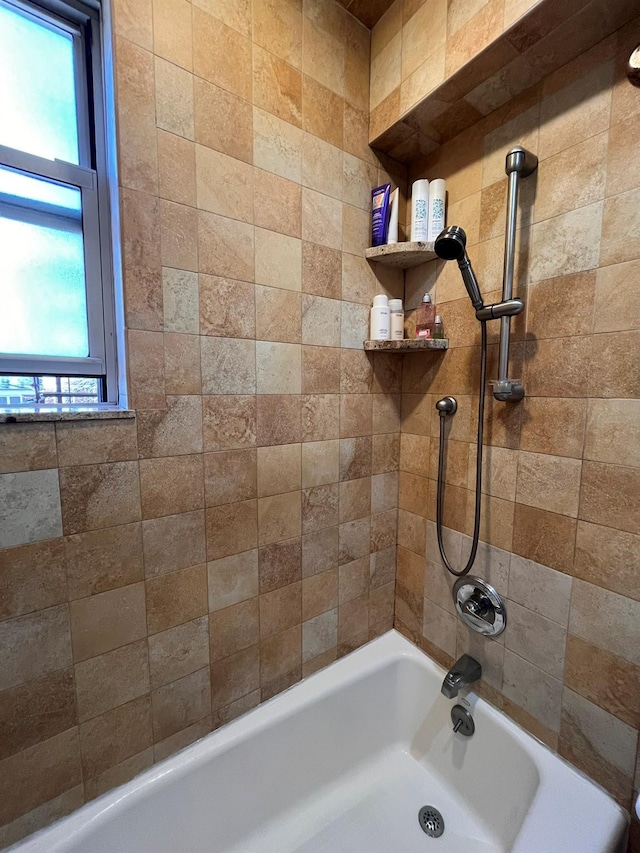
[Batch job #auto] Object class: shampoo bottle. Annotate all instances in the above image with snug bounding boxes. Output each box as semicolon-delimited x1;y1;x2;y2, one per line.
370;295;390;341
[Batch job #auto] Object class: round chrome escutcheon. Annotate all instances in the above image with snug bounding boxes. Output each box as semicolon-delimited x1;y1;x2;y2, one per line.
453;576;507;637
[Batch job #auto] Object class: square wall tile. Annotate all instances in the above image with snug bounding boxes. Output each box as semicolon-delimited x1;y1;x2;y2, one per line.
148;616;209;690
146;565;208;635
154;56;194;140
201;337;256;395
204;450;257;507
301;440;340;489
259;538;302;595
0;668;76;763
139;455;204;519
0;424;57;475
255;286;301;344
192;8;251;101
78;695;152;782
258;491;302;546
0;605;72;692
195;145;254;223
253;107;303;183
0;470;62;548
257;444;302;498
59;462;140;535
256;342;301;394
0;539;67;620
209;598;259;663
69;583;147;662
74;639;150;722
302;608;337;663
194;77;253;165
206;500;258;561
63;523;144;604
255;229;302;292
142;511;206;578
301;295;341;347
197;210;255;281
203;395;257;451
56;420;138;468
0;729;82;827
151;667;211;742
208;550;259;612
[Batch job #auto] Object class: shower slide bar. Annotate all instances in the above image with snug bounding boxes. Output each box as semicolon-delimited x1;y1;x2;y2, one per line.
492;146;537;402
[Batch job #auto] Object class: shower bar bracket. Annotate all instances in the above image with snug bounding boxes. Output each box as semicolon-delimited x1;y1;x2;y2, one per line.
493;146;537;402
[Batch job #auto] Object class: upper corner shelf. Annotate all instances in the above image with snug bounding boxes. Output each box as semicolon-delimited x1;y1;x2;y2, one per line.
365;241;437;269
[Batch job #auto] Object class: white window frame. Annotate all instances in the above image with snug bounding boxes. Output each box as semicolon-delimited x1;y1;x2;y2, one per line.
0;0;119;405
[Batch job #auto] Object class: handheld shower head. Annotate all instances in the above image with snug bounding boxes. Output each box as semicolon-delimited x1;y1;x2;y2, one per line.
434;225;468;261
434;226;484;311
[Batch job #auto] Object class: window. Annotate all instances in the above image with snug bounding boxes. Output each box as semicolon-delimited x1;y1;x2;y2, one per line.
0;0;119;408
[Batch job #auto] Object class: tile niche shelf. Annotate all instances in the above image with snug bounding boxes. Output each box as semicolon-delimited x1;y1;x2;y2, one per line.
363;338;448;352
365;241;437;268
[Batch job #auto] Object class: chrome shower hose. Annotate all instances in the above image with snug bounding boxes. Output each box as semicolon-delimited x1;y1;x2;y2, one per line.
436;320;487;577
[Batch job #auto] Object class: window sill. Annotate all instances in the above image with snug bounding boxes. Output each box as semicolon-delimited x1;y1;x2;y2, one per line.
0;406;135;424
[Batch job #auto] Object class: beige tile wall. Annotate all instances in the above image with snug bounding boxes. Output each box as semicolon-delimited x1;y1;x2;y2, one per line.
394;16;640;837
368;0;639;163
370;0;541;123
0;0;406;843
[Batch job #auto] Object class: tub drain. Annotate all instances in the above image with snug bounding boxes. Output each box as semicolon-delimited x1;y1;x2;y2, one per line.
418;805;444;838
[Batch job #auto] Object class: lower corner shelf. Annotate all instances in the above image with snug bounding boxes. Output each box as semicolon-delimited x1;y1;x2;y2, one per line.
363;338;449;352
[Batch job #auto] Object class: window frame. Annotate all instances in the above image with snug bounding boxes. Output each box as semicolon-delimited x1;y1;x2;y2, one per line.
0;0;119;406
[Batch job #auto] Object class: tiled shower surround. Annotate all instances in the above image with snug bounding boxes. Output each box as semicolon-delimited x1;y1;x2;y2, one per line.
0;0;638;848
383;6;640;843
0;0;403;842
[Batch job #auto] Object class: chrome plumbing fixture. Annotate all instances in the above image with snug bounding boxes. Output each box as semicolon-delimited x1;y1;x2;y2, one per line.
627;44;640;87
433;227;488;577
451;705;475;736
435;395;457;416
418;806;445;838
453;576;507;637
495;146;537;402
433;225;524;325
432;146;536;578
441;654;482;699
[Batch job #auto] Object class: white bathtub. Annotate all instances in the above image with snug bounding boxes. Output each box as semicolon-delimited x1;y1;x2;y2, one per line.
12;631;628;852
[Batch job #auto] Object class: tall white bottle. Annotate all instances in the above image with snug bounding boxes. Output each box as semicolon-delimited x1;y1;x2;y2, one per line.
428;179;446;240
410;179;429;242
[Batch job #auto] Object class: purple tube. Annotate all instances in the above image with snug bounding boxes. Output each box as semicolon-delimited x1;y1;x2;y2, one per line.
371;183;391;247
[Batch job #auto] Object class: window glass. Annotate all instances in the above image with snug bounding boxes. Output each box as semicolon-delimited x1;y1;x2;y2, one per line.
0;374;101;406
0;1;79;164
0;214;88;358
0;165;82;213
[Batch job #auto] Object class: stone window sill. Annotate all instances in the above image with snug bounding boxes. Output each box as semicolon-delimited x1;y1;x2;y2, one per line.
0;407;135;424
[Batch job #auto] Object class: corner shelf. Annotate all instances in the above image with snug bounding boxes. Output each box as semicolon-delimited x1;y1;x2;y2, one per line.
363;338;448;352
365;241;437;268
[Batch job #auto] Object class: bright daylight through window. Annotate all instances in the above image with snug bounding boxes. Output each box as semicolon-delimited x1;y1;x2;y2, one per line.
0;0;118;408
